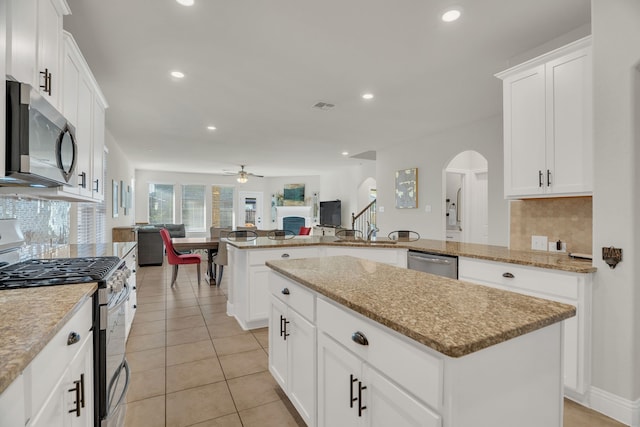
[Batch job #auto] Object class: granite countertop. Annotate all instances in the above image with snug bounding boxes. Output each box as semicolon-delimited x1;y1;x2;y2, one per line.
0;283;97;394
227;236;595;273
266;256;576;358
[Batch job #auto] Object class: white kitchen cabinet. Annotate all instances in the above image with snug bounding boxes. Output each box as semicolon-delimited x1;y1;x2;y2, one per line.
268;275;316;426
227;245;320;329
323;246;407;268
0;373;25;427
5;0;38;85
124;248;138;339
36;0;70;108
458;256;592;399
61;32;108;201
497;36;592;199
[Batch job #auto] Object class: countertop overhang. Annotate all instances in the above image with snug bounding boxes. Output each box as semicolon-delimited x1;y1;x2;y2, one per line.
227;236;596;274
266;256;576;358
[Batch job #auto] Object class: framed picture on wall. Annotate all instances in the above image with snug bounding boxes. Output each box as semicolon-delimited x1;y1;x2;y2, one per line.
395;168;418;209
112;180;119;218
120;180;126;207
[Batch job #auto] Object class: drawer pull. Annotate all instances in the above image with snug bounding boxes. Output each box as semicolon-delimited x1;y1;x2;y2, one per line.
68;378;81;416
352;331;369;346
67;331;81;345
281;253;290;258
358;381;367;416
281;288;290;295
502;272;515;278
350;374;358;408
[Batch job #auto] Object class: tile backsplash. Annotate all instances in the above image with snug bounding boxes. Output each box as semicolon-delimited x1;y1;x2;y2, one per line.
510;197;592;254
0;196;70;244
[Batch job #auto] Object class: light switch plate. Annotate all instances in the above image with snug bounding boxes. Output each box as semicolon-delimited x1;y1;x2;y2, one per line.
531;235;548;251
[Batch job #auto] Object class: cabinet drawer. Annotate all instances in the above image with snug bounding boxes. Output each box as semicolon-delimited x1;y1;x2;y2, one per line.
317;298;442;410
269;272;315;321
249;247;320;266
29;297;93;413
459;257;580;300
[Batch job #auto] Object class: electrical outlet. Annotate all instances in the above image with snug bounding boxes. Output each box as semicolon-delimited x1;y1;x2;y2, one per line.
548;242;567;252
531;235;548;251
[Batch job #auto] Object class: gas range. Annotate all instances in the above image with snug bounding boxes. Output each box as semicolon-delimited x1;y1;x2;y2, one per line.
0;256;121;289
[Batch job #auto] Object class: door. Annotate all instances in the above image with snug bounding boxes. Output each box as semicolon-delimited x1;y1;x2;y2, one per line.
317;333;361;427
238;191;263;228
287;309;316;426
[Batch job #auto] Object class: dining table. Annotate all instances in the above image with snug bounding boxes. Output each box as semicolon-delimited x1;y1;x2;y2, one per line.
171;237;219;285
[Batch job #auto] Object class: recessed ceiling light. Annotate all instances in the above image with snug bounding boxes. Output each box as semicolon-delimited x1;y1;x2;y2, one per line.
176;0;194;6
442;8;462;22
362;93;374;100
207;125;216;131
170;71;185;79
342;151;349;156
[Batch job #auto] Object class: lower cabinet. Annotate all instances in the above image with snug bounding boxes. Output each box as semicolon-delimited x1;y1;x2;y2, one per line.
317;333;440;427
458;256;592;399
124;248;138;340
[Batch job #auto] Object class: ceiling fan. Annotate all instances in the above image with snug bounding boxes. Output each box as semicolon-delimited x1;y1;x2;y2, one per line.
224;165;264;183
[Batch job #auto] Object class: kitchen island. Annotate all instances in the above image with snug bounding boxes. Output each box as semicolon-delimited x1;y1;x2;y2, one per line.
266;255;576;427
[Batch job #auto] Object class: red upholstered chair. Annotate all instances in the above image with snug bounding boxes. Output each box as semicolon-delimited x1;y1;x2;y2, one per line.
298;226;311;235
159;228;201;286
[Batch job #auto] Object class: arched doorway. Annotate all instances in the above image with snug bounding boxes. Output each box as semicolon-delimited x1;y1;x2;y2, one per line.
443;151;488;244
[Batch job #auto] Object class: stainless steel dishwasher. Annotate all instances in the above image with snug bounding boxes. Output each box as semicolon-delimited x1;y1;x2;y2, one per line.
407;250;458;279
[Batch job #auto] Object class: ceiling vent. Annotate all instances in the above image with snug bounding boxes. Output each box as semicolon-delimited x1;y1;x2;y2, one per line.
312;101;335;111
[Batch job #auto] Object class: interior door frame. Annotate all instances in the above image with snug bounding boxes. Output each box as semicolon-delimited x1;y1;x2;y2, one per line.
237;191;264;229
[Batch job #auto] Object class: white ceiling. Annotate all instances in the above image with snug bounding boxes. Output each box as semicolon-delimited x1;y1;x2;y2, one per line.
63;0;590;178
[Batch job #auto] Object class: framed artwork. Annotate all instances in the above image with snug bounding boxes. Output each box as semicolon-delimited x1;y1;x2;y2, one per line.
283;183;305;206
120;180;126;207
395;168;418;209
112;180;119;218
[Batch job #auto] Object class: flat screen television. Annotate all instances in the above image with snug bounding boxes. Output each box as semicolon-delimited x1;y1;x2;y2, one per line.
320;200;341;227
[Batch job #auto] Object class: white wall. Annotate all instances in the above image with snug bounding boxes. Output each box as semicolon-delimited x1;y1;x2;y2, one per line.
105;129;135;239
591;0;640;419
376;115;508;245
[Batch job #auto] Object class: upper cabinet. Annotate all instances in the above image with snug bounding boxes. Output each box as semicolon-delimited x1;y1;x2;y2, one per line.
496;37;592;199
6;0;70;109
62;32;108;201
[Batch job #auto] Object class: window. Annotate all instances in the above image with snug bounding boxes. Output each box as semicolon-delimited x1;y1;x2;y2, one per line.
182;185;206;231
211;186;233;228
149;183;174;223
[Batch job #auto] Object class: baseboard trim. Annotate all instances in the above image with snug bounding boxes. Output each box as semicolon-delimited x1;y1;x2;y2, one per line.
589;386;640;426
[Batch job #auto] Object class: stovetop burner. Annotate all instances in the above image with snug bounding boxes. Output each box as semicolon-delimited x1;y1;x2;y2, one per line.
0;256;121;289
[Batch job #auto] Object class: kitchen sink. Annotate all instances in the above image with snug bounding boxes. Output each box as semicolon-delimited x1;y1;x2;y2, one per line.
335;239;397;245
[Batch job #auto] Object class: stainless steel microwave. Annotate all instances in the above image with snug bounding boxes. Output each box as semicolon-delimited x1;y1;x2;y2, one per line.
3;80;77;187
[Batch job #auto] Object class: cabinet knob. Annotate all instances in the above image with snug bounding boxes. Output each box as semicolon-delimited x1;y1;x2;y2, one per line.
502;272;515;278
281;288;290;295
281;253;290;258
67;331;81;345
351;331;369;346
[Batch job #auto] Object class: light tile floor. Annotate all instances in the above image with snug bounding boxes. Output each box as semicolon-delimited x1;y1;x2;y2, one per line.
124;260;625;427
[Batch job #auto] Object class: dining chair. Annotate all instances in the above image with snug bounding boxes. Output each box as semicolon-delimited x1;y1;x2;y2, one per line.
388;230;421;242
298;226;312;235
335;229;364;240
211;227;231;285
159;228;202;286
267;229;296;240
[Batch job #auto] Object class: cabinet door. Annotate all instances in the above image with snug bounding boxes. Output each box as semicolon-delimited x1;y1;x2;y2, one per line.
269;296;288;389
6;0;37;85
502;64;546;197
37;0;63;107
287;308;316;426
68;335;94;427
248;266;271;322
75;78;94;197
546;47;592;195
29;371;69;427
364;365;441;427
92;98;106;200
317;333;361;427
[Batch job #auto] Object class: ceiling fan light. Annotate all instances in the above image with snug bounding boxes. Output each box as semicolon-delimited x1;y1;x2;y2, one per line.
237;175;248;183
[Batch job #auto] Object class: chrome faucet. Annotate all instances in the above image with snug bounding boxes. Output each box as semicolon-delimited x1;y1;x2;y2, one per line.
366;221;379;241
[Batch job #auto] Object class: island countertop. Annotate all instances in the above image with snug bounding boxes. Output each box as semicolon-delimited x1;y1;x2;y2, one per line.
0;283;97;395
227;236;595;273
266;256;576;358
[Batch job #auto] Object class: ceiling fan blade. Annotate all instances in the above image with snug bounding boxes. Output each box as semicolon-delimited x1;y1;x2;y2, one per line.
247;173;264;178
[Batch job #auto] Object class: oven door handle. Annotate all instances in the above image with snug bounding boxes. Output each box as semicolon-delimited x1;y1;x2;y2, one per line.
105;359;131;420
107;283;132;314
